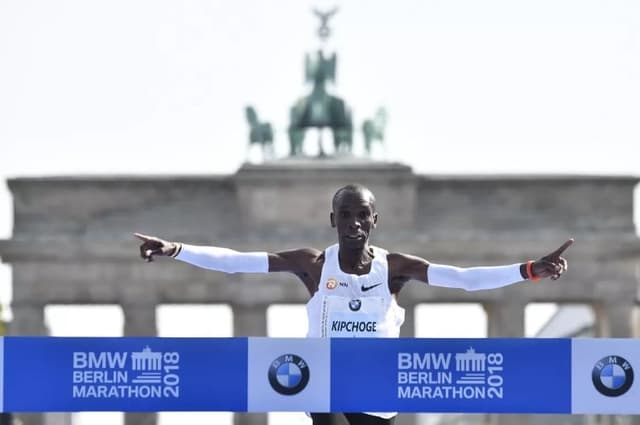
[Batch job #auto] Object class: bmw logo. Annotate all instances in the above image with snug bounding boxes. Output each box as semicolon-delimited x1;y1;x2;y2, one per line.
268;354;310;395
592;355;634;397
349;299;362;311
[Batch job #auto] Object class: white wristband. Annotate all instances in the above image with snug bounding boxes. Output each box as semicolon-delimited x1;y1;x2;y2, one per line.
174;244;269;274
427;263;524;291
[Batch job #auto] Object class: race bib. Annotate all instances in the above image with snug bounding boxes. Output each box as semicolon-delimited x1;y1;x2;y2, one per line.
320;296;387;338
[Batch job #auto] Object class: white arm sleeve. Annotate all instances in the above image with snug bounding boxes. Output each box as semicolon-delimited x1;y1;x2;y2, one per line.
174;244;269;274
427;263;524;291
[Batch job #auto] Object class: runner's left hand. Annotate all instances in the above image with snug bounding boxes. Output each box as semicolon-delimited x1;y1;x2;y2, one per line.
532;239;574;280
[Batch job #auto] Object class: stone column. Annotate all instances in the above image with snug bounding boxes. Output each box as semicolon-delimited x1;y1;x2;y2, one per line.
44;413;72;425
233;304;268;337
397;305;418;425
636;263;640;337
399;304;416;338
122;303;157;337
122;304;157;425
10;303;47;425
395;413;419;425
233;305;268;425
633;306;640;338
594;301;635;338
9;302;48;336
483;302;527;425
483;302;525;338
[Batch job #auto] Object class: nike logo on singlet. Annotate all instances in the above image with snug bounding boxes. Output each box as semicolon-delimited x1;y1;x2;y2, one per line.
361;283;382;292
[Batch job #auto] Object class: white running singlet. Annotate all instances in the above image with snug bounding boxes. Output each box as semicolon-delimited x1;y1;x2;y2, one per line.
306;244;405;419
307;244;405;338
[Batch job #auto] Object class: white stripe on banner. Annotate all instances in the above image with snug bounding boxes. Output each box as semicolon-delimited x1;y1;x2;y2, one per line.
0;337;3;413
572;338;640;414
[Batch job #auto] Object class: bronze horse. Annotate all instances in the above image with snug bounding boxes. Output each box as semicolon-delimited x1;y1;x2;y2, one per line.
362;107;387;156
245;106;274;160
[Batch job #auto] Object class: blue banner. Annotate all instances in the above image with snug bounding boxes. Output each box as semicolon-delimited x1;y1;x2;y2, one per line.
0;337;637;414
3;337;247;412
331;338;571;413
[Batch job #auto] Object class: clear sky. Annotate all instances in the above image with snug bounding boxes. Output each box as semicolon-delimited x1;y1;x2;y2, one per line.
2;0;640;187
0;0;639;423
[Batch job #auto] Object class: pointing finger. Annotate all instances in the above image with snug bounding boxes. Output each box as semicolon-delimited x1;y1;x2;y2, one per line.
133;232;152;241
549;238;574;258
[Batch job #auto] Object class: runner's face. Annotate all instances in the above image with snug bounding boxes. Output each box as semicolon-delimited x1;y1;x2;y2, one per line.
331;191;377;248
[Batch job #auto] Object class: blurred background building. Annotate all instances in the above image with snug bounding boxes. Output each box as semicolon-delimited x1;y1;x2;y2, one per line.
1;166;639;425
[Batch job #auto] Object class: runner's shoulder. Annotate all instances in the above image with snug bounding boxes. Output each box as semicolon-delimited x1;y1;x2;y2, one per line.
276;247;324;266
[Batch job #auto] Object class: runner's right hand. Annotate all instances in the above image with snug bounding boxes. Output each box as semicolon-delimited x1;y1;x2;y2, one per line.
133;233;178;262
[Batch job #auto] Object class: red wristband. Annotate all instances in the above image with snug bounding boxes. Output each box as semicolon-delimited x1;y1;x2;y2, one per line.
526;260;541;281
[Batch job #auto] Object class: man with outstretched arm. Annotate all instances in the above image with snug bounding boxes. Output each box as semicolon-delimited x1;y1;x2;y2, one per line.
135;183;572;425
